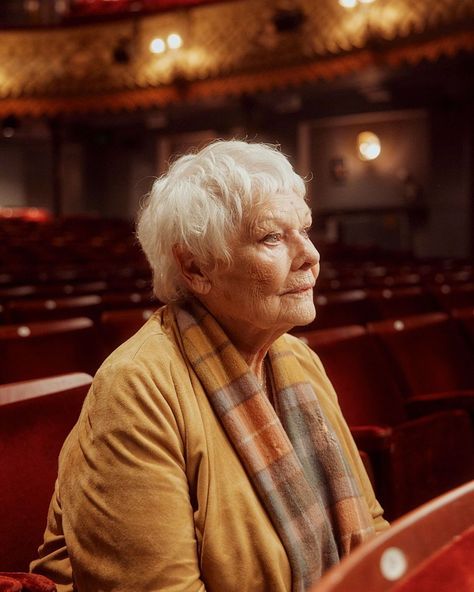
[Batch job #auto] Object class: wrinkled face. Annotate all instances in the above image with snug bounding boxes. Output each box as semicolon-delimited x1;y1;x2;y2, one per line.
200;192;320;337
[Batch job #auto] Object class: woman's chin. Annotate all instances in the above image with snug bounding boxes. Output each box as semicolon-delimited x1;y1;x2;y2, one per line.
289;303;316;328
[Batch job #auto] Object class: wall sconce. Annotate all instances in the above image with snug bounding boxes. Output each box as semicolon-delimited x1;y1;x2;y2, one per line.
357;131;381;161
149;33;183;54
339;0;376;7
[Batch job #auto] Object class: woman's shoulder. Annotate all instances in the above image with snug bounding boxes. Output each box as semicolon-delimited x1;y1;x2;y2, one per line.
83;307;190;426
99;307;184;376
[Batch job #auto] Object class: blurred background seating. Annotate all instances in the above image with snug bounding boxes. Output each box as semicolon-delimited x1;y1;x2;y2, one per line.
0;0;473;577
297;324;474;519
0;373;92;572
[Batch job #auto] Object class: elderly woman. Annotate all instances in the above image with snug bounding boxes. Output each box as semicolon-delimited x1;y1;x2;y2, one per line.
31;140;388;591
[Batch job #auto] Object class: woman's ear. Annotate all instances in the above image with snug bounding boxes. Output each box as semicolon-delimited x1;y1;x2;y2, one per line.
172;244;211;295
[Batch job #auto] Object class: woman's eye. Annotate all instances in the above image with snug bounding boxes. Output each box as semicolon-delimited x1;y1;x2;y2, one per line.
301;226;311;238
263;233;281;244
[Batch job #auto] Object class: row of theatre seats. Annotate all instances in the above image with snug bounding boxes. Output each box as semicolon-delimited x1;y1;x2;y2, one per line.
1;276;473;325
1;213;473;589
1;295;474;514
1;371;473;591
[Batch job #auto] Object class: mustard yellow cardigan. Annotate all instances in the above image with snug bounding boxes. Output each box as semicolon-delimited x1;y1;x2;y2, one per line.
31;306;389;591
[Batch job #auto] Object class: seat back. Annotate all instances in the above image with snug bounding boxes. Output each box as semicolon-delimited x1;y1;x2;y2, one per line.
431;283;474;311
101;292;159;312
452;306;474;348
368;313;474;395
0;373;92;571
311;480;474;592
100;307;155;357
369;287;440;320
293;290;379;333
299;325;407;426
5;295;103;324
0;572;57;591
0;317;103;384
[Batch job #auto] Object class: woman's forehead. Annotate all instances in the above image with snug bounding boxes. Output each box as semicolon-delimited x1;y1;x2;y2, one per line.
248;193;311;224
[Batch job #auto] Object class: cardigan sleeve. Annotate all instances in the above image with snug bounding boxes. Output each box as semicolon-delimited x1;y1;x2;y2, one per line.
32;356;207;592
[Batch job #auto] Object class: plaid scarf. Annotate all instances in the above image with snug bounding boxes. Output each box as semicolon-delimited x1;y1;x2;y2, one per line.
174;300;374;591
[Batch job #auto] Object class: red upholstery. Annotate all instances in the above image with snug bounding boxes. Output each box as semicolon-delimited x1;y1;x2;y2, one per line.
365;272;422;290
300;325;474;518
368;312;474;394
0;573;56;592
101;292;160;311
0;576;19;592
100;307;155;356
311;480;474;592
0;286;38;302
0;317;102;384
431;282;474;311
293;290;379;333
24;281;108;299
0;373;92;571
393;526;474;592
300;326;405;426
368;287;440;320
5;295;103;324
452;306;474;348
358;450;375;490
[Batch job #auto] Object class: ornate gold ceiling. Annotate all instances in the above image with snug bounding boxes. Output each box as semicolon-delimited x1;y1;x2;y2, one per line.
0;0;473;116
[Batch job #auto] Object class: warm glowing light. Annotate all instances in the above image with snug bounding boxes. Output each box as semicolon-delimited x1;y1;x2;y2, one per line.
2;127;15;138
24;0;40;12
150;38;166;54
339;0;377;6
167;33;183;50
357;131;381;161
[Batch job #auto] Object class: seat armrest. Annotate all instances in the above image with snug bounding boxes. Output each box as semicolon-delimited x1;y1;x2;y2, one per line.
350;425;393;452
405;390;474;420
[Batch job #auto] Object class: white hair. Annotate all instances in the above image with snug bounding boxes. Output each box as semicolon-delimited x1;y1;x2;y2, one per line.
136;139;306;303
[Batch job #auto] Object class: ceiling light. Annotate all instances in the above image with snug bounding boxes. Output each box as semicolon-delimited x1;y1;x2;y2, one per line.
167;33;182;50
150;37;166;54
339;0;358;7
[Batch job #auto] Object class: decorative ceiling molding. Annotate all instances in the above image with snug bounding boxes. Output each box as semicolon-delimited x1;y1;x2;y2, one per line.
0;0;473;117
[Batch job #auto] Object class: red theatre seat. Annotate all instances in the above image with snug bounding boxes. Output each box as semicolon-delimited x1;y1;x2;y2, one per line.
100;307;155;357
293;290;379;333
368;312;474;395
367;312;474;430
299;325;474;519
0;318;103;384
310;480;474;592
0;373;92;572
101;291;159;312
0;572;56;591
431;282;474;311
368;287;440;320
452;306;474;348
5;295;103;324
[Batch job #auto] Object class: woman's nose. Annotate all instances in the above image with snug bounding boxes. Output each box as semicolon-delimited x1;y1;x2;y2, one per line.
292;235;320;270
